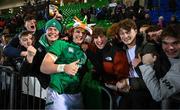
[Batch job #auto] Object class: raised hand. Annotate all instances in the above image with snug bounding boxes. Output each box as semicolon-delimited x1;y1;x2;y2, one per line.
132;54;141;68
26;46;37;63
142;53;157;65
53;9;63;21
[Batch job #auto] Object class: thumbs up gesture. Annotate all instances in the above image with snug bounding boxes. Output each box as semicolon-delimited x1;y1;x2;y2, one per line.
64;60;80;76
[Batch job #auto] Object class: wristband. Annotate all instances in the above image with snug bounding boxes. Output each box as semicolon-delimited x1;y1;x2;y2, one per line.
57;64;65;72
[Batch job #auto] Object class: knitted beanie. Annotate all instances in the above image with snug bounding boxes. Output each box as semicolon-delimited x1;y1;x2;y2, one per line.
45;19;62;32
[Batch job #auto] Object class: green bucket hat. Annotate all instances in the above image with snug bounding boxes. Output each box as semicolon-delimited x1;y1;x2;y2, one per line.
45;19;62;32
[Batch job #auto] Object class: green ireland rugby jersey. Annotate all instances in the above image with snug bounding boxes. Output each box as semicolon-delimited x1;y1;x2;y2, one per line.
48;40;87;94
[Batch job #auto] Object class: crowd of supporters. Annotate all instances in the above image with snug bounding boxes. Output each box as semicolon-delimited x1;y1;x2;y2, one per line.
0;0;180;109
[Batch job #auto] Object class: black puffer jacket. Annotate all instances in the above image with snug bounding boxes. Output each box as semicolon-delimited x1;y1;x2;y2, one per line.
20;41;50;89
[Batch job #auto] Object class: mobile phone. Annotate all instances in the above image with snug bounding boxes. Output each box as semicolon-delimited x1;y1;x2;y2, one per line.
49;4;59;17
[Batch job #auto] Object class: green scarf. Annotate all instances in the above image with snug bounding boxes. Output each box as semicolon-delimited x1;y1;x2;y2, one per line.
39;34;50;50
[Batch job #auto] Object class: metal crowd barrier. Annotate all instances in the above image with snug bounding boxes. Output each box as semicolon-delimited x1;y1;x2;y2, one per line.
0;65;46;109
0;64;114;109
101;86;113;110
0;65;15;109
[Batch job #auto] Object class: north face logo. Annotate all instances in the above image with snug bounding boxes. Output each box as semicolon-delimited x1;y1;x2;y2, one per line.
105;57;112;61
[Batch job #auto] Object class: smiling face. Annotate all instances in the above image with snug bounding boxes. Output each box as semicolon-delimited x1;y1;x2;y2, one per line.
162;36;180;58
72;27;87;45
117;19;138;48
19;33;34;49
93;35;108;49
46;26;60;43
118;28;137;48
24;19;37;33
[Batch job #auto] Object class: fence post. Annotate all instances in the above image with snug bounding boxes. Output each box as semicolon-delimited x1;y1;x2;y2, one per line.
0;65;15;109
9;73;15;109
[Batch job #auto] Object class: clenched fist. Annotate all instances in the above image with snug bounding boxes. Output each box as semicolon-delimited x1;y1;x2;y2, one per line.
142;53;157;65
26;46;37;63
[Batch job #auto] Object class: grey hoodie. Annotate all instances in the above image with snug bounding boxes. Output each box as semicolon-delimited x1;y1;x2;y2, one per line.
139;58;180;101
